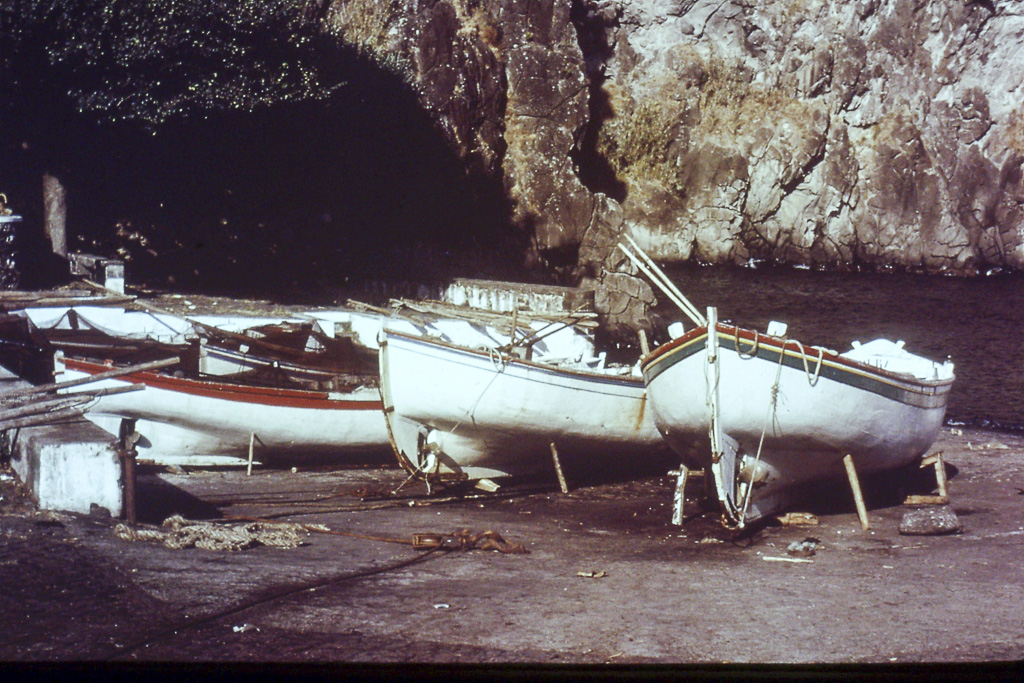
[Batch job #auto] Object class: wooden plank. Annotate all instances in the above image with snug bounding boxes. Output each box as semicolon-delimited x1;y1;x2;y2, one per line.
903;494;949;506
3;357;179;400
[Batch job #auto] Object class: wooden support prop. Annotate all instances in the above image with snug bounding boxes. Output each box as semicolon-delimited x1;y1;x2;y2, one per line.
932;451;948;499
670;466;688;526
638;328;650;357
247;433;256;476
550;442;569;494
843;454;870;530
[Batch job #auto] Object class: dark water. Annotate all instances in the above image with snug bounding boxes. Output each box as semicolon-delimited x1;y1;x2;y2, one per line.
658;265;1023;432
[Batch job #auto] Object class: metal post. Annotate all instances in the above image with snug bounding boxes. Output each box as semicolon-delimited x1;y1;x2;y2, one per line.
670;466;689;525
706;307;722;466
705;307;740;524
118;418;139;525
247;432;256;476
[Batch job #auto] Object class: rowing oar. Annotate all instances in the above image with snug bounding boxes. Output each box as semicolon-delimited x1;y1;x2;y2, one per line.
617;236;706;327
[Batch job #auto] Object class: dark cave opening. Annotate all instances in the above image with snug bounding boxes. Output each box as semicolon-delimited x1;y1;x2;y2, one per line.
2;46;524;298
569;0;627;203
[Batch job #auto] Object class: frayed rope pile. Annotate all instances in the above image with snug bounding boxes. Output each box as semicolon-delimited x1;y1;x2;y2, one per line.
114;515;306;551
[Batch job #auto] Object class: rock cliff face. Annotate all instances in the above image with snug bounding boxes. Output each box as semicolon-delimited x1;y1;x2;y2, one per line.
325;0;1024;291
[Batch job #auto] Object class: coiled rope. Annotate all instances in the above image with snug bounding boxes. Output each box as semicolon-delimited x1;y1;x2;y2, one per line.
794;341;824;386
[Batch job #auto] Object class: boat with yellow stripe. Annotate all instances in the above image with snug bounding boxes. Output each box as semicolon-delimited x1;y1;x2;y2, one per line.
641;318;955;526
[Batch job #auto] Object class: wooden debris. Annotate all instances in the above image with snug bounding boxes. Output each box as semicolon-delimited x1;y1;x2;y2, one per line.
0;384;145;432
776;512;820;526
392;297;599;330
762;556;814;564
0;288;134;309
903;495;949;506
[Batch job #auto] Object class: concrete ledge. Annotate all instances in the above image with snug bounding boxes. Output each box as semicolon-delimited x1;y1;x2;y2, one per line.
442;278;594;315
8;419;122;516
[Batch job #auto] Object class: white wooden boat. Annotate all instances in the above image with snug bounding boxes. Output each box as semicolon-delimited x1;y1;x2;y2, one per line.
55;354;388;462
641;319;956;526
378;328;668;482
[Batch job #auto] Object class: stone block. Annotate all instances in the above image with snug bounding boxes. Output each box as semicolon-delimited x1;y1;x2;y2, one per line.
8;419;122;516
898;505;962;536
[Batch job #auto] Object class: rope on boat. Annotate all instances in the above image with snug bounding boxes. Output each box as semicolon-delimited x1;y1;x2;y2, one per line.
735;328;759;359
444;344;511;438
392;447;442;495
738;345;787;523
487;345;509;372
794;341;824;386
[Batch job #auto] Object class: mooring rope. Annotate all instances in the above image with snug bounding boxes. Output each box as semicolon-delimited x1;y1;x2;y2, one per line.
738;342;788;523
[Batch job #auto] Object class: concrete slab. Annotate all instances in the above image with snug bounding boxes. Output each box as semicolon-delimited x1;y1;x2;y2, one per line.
2;364;123;516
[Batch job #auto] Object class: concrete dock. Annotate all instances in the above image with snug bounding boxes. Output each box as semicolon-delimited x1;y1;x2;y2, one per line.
1;426;1022;664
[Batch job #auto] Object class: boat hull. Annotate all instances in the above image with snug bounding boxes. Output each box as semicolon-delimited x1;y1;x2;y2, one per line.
58;357;389;461
379;330;667;480
642;324;954;524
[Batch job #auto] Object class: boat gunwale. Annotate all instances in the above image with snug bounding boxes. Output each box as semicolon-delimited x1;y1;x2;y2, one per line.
641;323;954;393
62;356;382;410
382;329;644;389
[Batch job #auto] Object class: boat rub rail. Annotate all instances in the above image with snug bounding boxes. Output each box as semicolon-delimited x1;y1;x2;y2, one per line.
641;324;954;409
62;357;383;411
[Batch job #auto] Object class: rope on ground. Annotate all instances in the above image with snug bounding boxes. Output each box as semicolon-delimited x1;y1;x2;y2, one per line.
114;514;529;554
231;514;530;554
113;515;307;551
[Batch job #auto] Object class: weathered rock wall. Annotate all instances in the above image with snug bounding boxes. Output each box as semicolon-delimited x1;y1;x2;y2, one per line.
592;0;1024;274
325;0;1024;287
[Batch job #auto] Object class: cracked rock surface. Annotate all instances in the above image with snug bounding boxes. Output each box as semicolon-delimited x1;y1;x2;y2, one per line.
327;0;1023;277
